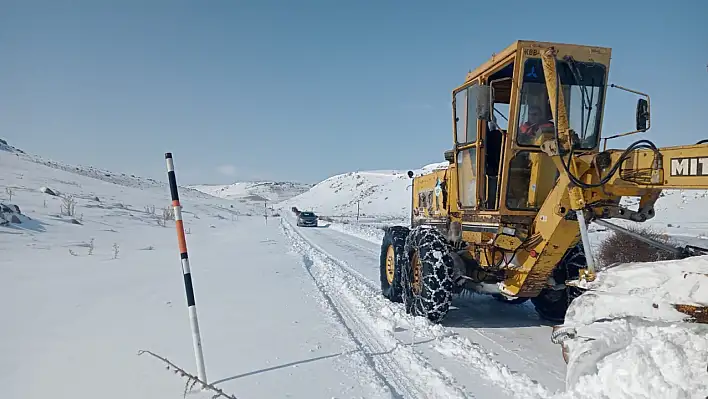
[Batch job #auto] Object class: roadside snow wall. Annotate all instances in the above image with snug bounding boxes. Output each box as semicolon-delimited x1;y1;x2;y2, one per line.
555;256;708;399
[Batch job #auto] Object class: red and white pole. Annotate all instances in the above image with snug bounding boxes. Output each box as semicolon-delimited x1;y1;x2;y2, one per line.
165;152;207;383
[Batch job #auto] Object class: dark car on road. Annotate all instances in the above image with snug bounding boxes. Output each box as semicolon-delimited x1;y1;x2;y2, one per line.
296;211;318;227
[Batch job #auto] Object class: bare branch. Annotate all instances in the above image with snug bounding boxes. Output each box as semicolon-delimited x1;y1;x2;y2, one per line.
137;349;238;399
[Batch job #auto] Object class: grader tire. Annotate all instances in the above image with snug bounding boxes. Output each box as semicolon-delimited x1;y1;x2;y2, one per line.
401;226;455;323
531;242;586;322
379;226;410;302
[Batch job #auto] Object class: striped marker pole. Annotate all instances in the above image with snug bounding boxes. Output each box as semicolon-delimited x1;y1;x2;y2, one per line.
165;152;208;384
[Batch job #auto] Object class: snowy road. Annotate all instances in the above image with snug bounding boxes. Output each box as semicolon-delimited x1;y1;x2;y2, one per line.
282;216;568;398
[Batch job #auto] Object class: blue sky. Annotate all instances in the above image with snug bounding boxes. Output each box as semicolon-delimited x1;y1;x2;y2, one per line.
1;0;706;185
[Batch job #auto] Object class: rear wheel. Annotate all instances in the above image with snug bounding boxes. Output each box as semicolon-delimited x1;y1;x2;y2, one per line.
401;226;455;323
379;226;410;302
531;242;586;322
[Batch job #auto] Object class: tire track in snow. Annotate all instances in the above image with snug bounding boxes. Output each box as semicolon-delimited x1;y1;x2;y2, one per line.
281;217;556;399
298;251;403;398
299;226;382;281
300;222;566;390
281;219;470;399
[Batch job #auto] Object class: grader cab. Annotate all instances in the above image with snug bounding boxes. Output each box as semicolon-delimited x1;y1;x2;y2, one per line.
380;40;708;323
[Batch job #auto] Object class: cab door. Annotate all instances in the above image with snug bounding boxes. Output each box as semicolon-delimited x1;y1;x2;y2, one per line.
452;80;483;210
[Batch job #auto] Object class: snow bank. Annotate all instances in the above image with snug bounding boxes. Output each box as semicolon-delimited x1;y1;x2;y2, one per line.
554;256;708;399
327;221;386;244
557;319;708;399
566;257;708;326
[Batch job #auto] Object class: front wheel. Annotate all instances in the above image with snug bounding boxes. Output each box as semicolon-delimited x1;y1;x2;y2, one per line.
401;226;455;324
379;226;410;302
531;242;586;322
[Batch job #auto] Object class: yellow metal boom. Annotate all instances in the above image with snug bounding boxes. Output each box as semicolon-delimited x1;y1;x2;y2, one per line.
497;46;708;298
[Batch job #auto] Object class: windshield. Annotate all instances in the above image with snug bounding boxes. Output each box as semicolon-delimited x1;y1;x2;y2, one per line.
300;212;315;217
516;58;606;150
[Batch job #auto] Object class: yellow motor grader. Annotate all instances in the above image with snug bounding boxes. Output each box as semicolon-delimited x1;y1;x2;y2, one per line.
380;40;708;323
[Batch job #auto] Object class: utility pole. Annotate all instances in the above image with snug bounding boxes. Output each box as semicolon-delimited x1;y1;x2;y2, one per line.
356;199;360;223
264;201;268;224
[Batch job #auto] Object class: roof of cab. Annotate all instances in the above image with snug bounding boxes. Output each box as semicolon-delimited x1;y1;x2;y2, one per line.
464;40;612;83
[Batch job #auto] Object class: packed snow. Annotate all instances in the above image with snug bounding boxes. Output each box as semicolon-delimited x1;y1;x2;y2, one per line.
3;140;708;399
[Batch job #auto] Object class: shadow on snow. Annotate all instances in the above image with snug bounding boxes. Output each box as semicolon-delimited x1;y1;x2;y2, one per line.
211;338;434;386
440;293;555;329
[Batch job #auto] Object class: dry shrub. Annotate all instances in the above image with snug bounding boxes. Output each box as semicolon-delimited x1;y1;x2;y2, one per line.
162;206;175;221
597;224;679;267
60;195;77;216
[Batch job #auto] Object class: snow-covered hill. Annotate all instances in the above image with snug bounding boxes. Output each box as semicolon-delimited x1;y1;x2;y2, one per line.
189;181;311;203
278;162;447;221
0;138;232;207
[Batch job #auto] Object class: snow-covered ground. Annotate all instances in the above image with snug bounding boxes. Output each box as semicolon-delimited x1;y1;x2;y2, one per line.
1;147;389;398
3;141;708;399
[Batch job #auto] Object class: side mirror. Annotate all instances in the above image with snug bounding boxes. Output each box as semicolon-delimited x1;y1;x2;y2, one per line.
472;85;492;121
407;170;414;178
636;98;649;131
444;150;454;163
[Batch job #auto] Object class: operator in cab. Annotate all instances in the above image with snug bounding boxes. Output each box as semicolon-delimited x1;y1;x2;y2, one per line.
507;100;557;210
518;104;554;145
